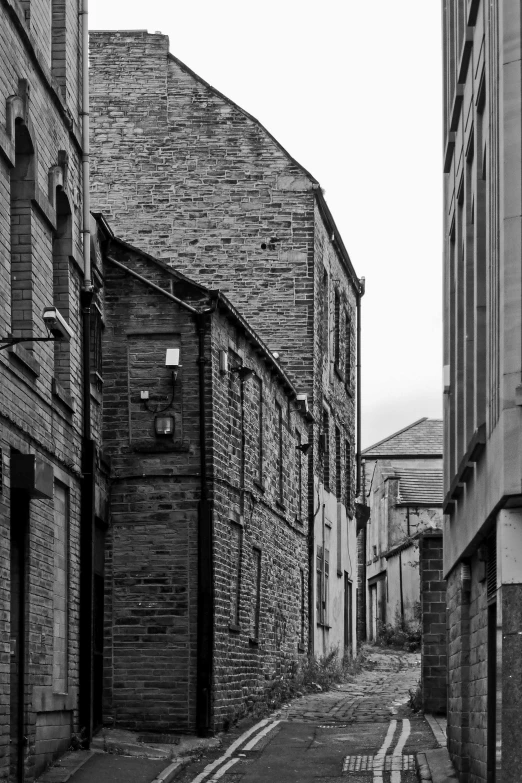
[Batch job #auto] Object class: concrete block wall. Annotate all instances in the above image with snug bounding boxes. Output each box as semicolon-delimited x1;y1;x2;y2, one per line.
419;533;447;715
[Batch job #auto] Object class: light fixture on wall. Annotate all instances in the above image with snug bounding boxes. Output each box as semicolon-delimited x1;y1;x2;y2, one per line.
0;306;73;350
154;414;175;437
296;442;311;455
231;365;254;382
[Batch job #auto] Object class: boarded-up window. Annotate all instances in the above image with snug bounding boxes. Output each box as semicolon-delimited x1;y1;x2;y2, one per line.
251;548;262;639
229;521;243;626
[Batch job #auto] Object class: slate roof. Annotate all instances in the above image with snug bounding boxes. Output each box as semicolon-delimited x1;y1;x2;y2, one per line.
362;418;443;458
395;468;444;506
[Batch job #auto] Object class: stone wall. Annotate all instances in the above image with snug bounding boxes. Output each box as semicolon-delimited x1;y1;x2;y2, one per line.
102;241;310;732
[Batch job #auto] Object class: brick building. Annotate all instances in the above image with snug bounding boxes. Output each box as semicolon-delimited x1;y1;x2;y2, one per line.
0;0;104;780
95;220;311;734
442;1;522;780
89;30;364;659
361;419;446;713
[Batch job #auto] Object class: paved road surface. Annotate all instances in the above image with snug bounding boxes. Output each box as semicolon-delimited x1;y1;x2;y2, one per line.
178;650;439;783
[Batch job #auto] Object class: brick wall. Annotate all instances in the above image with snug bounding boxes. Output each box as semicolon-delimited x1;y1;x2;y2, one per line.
102;241;310;732
419;533;447;715
0;2;95;780
447;550;489;783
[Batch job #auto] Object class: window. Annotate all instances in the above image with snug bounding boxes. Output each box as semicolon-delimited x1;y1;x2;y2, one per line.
295;429;303;520
276;401;283;503
228;350;242;482
322;409;330;491
300;568;306;649
253;376;263;484
53;481;69;693
229;521;243;628
316;545;329;626
10;121;35;343
90;298;104;389
345;440;351;509
344;310;352;385
334;289;340;367
51;0;67;92
251;548;262;640
335;426;341;499
53;188;73;390
322;268;329;358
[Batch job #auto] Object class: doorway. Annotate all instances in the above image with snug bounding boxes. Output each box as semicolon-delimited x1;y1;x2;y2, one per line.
10;489;29;783
344;574;352;653
487;601;497;782
92;520;106;730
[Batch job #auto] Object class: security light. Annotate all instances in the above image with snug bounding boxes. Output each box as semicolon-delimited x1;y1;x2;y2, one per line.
231;366;254;382
165;348;180;368
42;307;73;342
154;414;175;437
296;443;311;455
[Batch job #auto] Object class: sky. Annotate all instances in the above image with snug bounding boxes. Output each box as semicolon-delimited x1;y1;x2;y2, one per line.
88;0;443;449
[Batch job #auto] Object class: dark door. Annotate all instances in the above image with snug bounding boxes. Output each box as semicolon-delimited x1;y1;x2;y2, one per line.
10;490;29;783
92;521;106;730
344;574;352;653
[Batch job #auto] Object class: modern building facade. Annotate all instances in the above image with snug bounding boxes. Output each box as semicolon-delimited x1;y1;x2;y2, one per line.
442;1;522;780
361;418;446;713
0;1;103;780
95;220;311;734
89;30;364;660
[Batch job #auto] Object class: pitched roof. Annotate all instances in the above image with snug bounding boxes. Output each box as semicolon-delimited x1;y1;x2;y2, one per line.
362;418;443;458
395;467;444;506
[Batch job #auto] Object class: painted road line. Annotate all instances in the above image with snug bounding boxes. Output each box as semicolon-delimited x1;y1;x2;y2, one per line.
188;718;271;783
390;718;411;783
243;720;281;750
373;720;397;783
208;758;240;781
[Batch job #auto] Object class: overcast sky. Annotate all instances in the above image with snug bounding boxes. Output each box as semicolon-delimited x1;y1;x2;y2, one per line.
89;0;443;449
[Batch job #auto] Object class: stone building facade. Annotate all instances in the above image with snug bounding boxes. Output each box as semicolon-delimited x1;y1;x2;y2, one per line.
97;224;311;734
89;30;364;660
442;1;522;780
0;1;105;780
361;418;446;713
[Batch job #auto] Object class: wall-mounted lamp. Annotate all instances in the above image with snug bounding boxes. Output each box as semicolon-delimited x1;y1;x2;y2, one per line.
231;366;254;382
154;414;175;437
296;442;311;455
0;306;73;351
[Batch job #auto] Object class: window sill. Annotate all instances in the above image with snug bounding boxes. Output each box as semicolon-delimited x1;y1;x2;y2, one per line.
295;515;304;526
229;623;241;633
345;383;354;399
132;439;191;454
298;643;306;654
8;343;40;376
249;637;259;647
337;569;343;578
90;381;102;405
253;479;265;493
275;500;286;512
52;378;75;411
316;623;331;630
334;363;345;383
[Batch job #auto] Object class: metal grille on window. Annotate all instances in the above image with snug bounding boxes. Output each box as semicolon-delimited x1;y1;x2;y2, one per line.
486;533;497;602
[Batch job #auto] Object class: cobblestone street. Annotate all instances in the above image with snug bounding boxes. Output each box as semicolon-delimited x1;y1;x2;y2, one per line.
177;650;442;783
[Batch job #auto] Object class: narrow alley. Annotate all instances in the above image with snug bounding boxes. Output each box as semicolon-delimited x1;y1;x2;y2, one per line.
173;650;445;783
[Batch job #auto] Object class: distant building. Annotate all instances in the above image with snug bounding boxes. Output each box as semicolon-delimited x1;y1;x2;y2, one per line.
361;418;446;712
442;1;522;780
0;0;102;779
89;31;364;663
95;219;311;734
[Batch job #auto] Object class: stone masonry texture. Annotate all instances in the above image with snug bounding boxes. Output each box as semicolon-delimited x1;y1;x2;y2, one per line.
0;0;103;781
102;238;310;733
89;30;361;658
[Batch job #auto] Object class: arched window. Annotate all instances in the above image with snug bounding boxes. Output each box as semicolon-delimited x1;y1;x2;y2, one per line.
53;188;72;390
10;120;35;344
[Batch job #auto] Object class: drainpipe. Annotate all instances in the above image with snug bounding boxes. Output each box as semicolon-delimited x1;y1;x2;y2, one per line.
79;0;95;745
196;307;215;736
356;278;365;497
